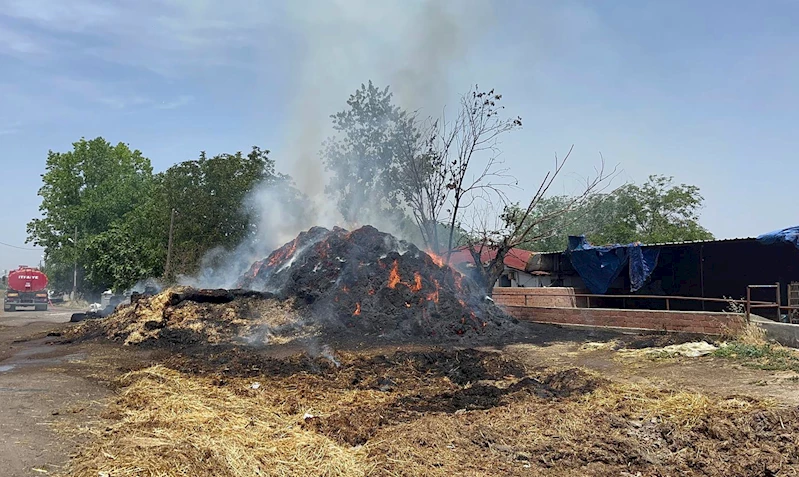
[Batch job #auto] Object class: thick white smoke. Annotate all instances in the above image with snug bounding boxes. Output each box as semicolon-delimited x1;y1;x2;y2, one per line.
178;179;334;288
183;0;494;288
280;0;493;197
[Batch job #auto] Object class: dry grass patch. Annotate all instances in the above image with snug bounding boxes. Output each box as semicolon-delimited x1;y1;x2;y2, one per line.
64;365;372;477
367;378;793;477
60;349;799;477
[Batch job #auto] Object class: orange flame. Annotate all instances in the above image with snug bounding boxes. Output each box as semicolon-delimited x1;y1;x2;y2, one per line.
426;251;446;267
411;272;422;292
342;286;350;293
353;303;361;316
387;260;401;288
248;259;265;278
427;279;440;303
387;260;426;293
368;289;375;295
267;238;299;267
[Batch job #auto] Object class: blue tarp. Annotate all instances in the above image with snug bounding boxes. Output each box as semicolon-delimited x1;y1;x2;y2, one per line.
757;226;799;249
567;236;660;295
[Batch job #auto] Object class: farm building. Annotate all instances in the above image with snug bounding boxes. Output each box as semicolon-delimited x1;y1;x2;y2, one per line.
504;226;799;318
447;246;583;288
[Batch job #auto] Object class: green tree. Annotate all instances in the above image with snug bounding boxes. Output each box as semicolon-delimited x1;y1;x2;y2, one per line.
511;195;609;252
83;222;162;293
322;81;414;226
155;146;284;279
325;83;530;294
27;137;154;295
519;175;713;251
28;139;296;293
608;175;713;244
324;82;525;259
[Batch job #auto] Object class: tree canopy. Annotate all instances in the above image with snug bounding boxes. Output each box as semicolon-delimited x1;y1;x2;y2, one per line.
27;137;154;294
155;146;282;279
518;175;714;252
322;81;408;222
28;139;286;295
322;83;524;261
322;81;419;231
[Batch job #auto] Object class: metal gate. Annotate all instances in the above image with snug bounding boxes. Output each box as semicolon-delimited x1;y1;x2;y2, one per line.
789;282;799;323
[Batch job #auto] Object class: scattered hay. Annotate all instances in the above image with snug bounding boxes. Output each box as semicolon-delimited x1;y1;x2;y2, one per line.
60;348;799;477
617;341;719;359
579;341;617;351
368;375;791;476
63;365;371;477
67;288;305;347
586;381;772;429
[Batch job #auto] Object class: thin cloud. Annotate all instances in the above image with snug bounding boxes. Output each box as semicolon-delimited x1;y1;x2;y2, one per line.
0;0;277;76
156;95;194;110
0;23;50;56
47;76;151;109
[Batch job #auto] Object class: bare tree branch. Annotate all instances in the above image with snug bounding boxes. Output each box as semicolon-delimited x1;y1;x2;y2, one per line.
461;146;621;294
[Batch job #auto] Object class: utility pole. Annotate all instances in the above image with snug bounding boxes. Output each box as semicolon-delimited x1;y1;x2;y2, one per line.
164;208;176;281
71;225;78;300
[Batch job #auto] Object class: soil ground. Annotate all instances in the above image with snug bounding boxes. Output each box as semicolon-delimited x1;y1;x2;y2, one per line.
0;308;108;477
1;311;799;475
505;338;799;407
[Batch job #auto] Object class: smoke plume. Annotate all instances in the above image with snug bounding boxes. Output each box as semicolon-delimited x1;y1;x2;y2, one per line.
184;0;494;288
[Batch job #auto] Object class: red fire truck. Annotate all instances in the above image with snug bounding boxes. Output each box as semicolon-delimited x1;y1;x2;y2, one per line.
3;266;49;312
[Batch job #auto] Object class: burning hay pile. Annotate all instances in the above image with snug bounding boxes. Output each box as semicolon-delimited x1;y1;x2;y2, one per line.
237;225;517;341
80;225;518;347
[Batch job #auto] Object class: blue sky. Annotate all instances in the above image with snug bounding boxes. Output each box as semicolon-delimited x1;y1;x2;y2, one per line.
1;0;798;272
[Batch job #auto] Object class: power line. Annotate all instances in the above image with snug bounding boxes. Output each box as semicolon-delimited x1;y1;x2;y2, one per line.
0;240;39;251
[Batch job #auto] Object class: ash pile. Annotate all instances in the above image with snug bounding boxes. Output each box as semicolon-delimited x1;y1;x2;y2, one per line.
237;225;518;341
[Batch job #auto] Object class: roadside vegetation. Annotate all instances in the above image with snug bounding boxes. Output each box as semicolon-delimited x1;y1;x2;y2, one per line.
713;342;799;373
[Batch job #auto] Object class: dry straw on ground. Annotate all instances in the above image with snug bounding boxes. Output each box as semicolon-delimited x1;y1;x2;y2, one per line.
70;288;305;347
64;365;372;477
59;350;797;477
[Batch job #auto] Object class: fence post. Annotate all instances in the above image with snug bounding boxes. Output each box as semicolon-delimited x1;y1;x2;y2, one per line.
776;282;781;321
746;286;751;322
666;298;670;311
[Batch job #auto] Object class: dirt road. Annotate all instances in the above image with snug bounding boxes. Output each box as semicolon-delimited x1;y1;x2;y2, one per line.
0;309;109;477
0;307;75;328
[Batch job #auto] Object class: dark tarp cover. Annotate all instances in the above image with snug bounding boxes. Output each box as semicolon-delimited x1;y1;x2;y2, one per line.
757;226;799;249
567;236;660;295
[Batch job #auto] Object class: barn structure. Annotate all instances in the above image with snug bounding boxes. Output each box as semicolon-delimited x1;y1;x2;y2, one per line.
477;226;799;321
